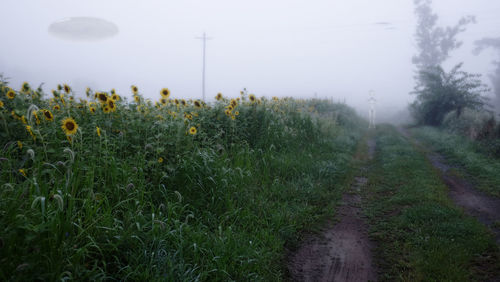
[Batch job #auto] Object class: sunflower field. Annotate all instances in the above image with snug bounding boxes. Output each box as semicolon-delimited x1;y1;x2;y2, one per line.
0;78;365;281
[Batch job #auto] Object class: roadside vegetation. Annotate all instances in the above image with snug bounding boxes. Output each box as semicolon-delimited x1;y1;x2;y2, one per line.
0;79;365;280
365;125;500;281
409;126;500;197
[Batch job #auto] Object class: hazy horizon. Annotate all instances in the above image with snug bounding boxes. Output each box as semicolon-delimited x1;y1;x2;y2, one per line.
1;0;500;121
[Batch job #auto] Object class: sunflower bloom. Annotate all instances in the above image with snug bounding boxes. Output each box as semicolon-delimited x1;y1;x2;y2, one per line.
89;106;96;114
21;82;30;93
25;125;35;140
33;111;41;125
235;111;239;116
189;126;197;135
53;104;61;111
215;93;223;101
63;84;71;94
0;100;4;108
43;110;54;121
158;157;163;163
134;95;140;103
103;106;111;113
249;94;256;103
17;141;22;149
96;126;101;137
160;88;170;98
194;100;201;108
111;94;120;101
61;117;78;135
110;89;116;95
160;98;168;105
131;85;139;95
107;100;116;112
97;92;108;103
181;99;186;106
7;90;15;99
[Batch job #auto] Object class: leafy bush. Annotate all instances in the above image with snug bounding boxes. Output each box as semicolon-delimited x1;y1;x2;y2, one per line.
410;64;489;126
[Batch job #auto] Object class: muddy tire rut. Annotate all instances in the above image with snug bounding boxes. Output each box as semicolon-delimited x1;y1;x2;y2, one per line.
287;139;377;282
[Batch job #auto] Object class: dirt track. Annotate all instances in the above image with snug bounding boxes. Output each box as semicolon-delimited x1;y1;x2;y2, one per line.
287;139;377;282
398;127;500;244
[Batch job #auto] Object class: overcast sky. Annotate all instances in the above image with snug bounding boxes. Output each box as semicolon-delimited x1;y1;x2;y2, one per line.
1;0;500;119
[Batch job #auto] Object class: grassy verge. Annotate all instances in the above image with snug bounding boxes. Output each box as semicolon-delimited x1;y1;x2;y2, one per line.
365;125;499;281
409;126;500;197
0;81;365;280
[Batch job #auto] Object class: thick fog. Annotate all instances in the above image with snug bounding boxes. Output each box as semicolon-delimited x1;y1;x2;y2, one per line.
1;0;499;122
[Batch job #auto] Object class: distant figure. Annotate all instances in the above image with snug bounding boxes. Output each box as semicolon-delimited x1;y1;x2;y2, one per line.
368;91;376;129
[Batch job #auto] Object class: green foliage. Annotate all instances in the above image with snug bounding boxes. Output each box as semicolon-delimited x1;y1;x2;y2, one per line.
410;126;500;195
0;80;364;280
442;108;497;140
410;64;489;126
365;125;499;281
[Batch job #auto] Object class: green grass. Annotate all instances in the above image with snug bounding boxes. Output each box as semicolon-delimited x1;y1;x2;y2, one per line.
410;126;500;197
365;125;500;281
0;82;365;280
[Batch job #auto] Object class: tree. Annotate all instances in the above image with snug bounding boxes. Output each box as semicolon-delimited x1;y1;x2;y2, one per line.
410;0;483;125
473;37;500;112
410;63;489;126
412;0;475;71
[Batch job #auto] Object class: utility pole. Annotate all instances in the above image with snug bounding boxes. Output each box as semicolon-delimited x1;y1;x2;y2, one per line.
196;32;212;102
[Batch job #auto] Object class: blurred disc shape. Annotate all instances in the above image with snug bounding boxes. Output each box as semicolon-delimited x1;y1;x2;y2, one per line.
48;17;118;41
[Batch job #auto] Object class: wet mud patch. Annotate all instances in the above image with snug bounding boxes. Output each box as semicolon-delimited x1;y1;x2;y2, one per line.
287;138;377;282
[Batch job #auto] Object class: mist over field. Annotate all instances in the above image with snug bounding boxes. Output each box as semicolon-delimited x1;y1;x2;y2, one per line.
1;0;500;122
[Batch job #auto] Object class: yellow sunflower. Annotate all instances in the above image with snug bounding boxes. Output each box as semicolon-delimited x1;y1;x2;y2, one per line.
134;95;140;103
89;106;96;114
160;88;170;98
107;99;116;112
61;117;78;135
63;84;71;94
235;111;239;116
194;100;201;108
43;110;54;121
158;157;164;163
231;115;236;120
160;98;168;105
17;141;22;149
131;85;138;95
57;84;63;91
215;92;223;101
103;105;111;113
110;88;116;95
0;100;4;108
97;92;108;103
25;125;35;140
111;94;120;101
181;99;186;106
96;126;101;137
249;94;256;103
189;126;197;135
174;99;179;105
21;82;30;93
230;99;237;107
7;90;15;99
224;109;231;116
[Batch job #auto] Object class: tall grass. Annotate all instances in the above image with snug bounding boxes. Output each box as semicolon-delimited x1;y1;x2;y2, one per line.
0;80;365;280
